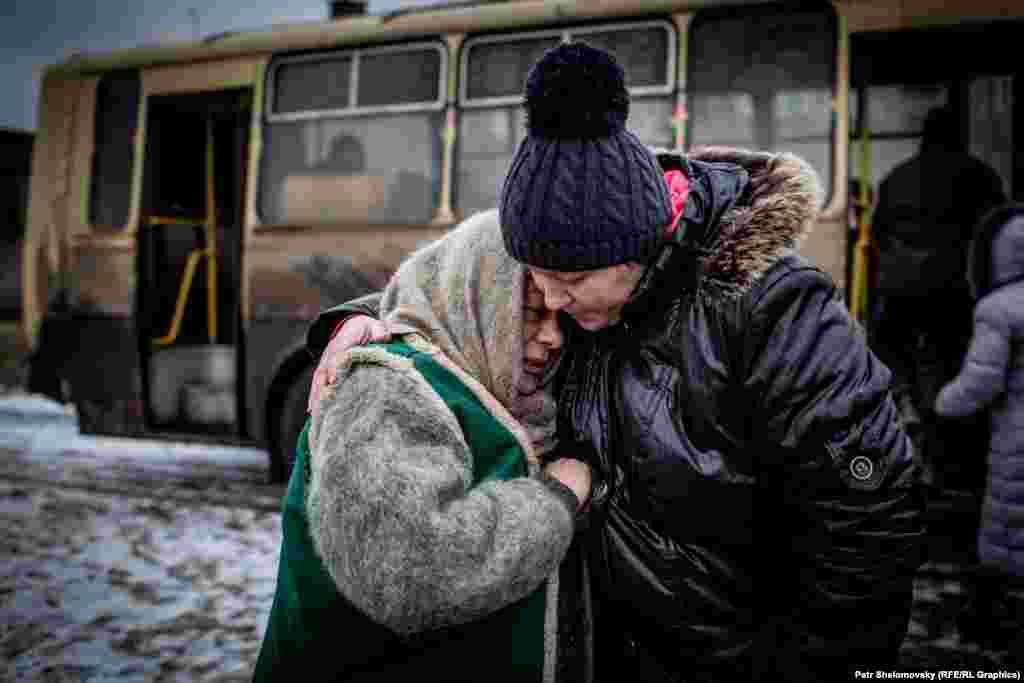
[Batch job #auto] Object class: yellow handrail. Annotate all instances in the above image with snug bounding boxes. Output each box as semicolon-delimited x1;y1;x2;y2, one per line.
148;215;207;227
849;126;873;325
205;116;218;345
151;249;207;347
151;116;220;348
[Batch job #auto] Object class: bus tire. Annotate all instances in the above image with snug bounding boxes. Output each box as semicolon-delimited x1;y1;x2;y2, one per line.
270;363;314;485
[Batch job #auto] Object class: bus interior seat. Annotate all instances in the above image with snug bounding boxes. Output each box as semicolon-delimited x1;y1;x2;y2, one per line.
280;173;389;223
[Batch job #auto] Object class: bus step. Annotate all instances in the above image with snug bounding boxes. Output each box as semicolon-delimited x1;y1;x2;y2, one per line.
181;382;237;426
149;344;236;424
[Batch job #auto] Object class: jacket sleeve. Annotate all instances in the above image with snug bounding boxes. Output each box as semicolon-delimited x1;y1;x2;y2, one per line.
935;297;1010;417
307;360;577;635
305;292;383;358
742;263;926;679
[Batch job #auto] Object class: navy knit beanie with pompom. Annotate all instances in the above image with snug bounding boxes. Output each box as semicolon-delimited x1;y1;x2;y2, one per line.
499;41;672;272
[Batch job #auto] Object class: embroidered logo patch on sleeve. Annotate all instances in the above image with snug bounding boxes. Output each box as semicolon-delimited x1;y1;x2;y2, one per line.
849;455;874;481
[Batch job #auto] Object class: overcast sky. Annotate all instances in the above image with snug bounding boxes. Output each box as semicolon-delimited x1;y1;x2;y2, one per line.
0;0;443;132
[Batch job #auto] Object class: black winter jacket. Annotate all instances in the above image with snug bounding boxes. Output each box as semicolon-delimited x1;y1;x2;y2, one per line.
306;148;927;683
556;148;926;682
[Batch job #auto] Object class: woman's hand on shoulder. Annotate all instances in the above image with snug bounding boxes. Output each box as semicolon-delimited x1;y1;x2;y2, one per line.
308;315;392;419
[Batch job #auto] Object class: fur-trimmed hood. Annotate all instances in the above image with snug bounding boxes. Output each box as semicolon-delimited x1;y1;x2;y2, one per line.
643;147;823;303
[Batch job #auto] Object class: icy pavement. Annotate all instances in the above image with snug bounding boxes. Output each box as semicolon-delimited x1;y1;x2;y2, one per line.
0;393;284;682
1;481;281;681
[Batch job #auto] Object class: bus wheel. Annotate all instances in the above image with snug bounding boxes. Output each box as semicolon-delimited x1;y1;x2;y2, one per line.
271;364;314;484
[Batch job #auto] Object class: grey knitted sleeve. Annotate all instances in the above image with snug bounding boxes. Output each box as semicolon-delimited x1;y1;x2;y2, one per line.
307;362;575;635
935;297;1011;418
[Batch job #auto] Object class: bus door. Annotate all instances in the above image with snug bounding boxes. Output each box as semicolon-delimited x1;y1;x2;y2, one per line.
851;21;1022;207
850;22;1022;335
137;88;251;437
851;21;1023;489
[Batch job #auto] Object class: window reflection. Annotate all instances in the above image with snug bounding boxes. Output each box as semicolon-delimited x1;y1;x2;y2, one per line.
261;44;444;225
91;70;140;231
687;6;836;202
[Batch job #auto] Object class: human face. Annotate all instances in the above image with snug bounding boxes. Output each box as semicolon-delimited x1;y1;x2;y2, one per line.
521;276;564;389
528;263;645;331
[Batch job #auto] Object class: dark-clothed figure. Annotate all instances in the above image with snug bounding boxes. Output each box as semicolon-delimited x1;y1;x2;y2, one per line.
935;205;1024;665
306;43;927;682
495;43;926;683
871;106;1006;487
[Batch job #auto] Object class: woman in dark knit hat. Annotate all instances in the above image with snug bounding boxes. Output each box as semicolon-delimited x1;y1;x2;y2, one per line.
306;42;927;682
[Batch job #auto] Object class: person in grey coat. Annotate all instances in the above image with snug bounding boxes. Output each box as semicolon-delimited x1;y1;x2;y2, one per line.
935;203;1024;663
256;212;594;682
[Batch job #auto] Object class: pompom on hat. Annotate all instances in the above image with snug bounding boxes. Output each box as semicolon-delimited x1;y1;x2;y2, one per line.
499;41;673;272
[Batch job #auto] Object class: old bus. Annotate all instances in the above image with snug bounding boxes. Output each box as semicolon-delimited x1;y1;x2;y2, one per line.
21;0;1023;482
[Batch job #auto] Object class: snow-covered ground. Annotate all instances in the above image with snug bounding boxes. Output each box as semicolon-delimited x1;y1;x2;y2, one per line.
0;393;283;682
0;393;266;476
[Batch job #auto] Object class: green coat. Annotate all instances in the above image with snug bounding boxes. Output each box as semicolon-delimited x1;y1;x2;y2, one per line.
254;340;578;682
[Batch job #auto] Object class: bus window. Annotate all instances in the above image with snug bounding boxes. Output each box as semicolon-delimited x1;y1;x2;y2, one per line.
578;26;670;89
274;57;351;114
852;77;1013;205
90;70;140;232
851;83;948;190
464;35;558;102
260;42;445;226
458;22;675;217
968;75;1014;198
578;24;675;150
688;5;836;202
